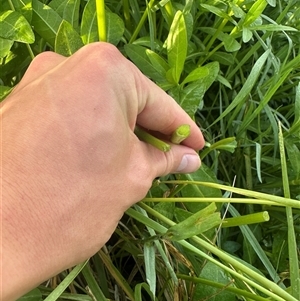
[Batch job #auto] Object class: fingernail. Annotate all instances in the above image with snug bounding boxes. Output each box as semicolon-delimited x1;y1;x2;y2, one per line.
176;154;201;173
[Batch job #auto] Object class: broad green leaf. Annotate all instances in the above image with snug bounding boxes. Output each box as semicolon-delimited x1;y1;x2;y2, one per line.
179;62;219;117
210;52;234;66
0;38;14;58
80;0;97;44
146;49;169;74
166;10;187;84
266;0;276;7
182;65;209;85
242;27;253;43
124;44;169;84
32;0;63;47
165;203;220;241
81;0;124;46
11;0;32;23
193;262;235;301
0;10;34;43
17;288;42;301
211;50;270;126
48;0;68;17
55;20;83;56
106;10;124;45
63;0;81;29
199;28;241;52
200;4;236;24
242;0;268;28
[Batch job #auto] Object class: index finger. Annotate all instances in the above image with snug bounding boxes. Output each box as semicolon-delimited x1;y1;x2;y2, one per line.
135;74;205;150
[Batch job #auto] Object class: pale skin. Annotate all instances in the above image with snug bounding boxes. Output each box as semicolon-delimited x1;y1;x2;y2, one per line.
1;42;205;300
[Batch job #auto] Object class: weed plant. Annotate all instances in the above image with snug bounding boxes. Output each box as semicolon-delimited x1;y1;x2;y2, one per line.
1;0;300;300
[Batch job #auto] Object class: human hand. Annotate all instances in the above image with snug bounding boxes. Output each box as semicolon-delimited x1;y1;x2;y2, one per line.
2;42;204;300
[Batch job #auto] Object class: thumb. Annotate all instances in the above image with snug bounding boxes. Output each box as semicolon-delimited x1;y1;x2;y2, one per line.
143;143;201;177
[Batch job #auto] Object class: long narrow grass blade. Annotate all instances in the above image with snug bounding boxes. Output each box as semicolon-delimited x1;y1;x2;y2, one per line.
227;205;283;286
81;262;107;301
98;249;135;301
44;260;88;301
278;122;300;299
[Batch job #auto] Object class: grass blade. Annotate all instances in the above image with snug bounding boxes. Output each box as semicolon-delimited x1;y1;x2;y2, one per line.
44;260;88;301
278;122;300;299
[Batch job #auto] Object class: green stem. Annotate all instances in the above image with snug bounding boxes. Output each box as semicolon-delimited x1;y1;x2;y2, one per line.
129;0;156;43
128;204;297;301
177;274;271;301
135;126;171;152
222;211;269;228
170;124;190;144
159;180;300;208
96;0;106;42
143;197;280;206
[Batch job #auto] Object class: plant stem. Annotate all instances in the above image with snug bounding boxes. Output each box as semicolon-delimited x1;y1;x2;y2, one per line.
159;180;300;208
135;126;171;152
143;197;280;206
222;211;269;228
177;274;271;301
96;0;106;42
128;204;297;301
171;124;190;144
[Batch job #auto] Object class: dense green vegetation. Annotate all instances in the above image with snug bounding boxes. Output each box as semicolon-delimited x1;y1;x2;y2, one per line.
1;0;300;300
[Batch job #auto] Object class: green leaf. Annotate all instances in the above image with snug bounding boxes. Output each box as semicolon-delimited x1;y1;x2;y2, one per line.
210;52;234;66
166;10;187;84
80;0;97;44
44;261;88;301
199;28;241;52
242;0;268;27
63;0;81;29
146;49;169;74
249;24;298;32
124;44;169;84
17;288;42;301
81;262;107;301
134;283;156;301
11;0;33;23
182;65;210;85
55;20;83;56
106;10;124;45
32;0;63;47
0;38;14;58
0;10;34;43
193;262;235;301
165;203;220;241
144;242;156;297
0;85;12;100
211;50;270;126
179;62;219;117
81;0;124;46
200;4;236;24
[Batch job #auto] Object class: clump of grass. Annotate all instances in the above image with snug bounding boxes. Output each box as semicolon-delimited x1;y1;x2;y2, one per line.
2;0;300;300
